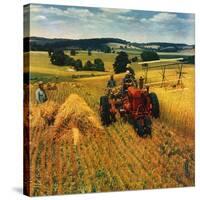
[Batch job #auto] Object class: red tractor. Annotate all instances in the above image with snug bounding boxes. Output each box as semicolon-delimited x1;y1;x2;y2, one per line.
119;86;159;136
100;81;160;137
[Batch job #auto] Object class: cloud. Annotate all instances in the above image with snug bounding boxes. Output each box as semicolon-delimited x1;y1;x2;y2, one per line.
47;7;64;16
64;8;94;18
30;4;132;25
30;5;44;13
49;20;65;25
150;13;177;22
33;15;47;21
30;5;64;17
140;18;147;23
30;4;94;18
100;8;131;14
28;4;194;44
140;12;195;29
177;15;195;24
118;15;134;21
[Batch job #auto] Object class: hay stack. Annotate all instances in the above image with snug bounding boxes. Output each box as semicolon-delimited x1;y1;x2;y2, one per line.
45;83;57;90
54;94;102;134
30;101;59;132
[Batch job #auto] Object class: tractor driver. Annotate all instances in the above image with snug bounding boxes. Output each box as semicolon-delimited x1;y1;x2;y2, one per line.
126;63;135;77
121;70;136;95
107;75;116;96
126;64;138;88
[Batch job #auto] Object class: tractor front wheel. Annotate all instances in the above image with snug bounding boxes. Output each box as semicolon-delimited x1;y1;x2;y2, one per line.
134;117;152;137
149;92;160;118
144;116;152;135
134;119;145;137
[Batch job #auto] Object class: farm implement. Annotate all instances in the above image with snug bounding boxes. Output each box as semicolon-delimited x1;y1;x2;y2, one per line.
99;58;190;136
100;81;160;137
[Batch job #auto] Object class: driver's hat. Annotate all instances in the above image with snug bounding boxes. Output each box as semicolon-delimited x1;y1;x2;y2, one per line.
126;63;131;68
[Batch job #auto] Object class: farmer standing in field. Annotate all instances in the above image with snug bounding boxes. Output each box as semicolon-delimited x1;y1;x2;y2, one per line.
35;81;48;104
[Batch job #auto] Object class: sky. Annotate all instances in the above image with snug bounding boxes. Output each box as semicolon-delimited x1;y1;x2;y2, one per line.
24;4;195;44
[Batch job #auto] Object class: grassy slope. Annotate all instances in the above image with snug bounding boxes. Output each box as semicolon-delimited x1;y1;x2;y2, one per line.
24;52;111;83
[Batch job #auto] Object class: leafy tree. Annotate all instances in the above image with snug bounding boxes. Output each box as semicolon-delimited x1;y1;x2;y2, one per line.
84;60;94;70
131;56;138;62
70;49;76;56
141;51;159;61
50;49;76;66
184;56;195;64
69;57;76;66
101;45;111;53
88;49;92;56
50;49;66;66
94;58;105;71
74;59;83;70
48;49;53;57
113;51;129;73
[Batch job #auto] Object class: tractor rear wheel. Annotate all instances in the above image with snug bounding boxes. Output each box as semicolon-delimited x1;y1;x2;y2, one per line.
99;96;111;126
149;92;160;118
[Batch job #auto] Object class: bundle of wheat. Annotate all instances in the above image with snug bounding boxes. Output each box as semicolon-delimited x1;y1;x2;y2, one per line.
45;83;57;90
30;101;59;132
54;94;102;134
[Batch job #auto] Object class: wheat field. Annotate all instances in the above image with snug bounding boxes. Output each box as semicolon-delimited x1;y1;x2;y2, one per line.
24;52;195;196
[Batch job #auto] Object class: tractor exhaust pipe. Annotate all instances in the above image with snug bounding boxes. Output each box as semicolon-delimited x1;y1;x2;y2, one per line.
146;85;150;93
139;76;144;89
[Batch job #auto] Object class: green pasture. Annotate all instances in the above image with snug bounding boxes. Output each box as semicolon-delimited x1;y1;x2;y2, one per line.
24;50;193;83
24;51;111;83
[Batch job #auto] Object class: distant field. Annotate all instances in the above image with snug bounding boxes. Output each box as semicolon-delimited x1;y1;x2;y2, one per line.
24;52;111;83
25;50;193;83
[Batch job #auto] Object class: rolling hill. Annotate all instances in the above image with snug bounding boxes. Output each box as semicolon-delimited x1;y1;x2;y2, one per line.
24;37;195;54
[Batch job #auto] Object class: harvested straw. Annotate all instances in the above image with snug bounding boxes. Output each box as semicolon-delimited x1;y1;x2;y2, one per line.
54;94;102;133
30;101;59;132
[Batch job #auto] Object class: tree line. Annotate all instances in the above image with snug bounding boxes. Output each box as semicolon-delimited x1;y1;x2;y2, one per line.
48;48;162;73
48;47;194;74
49;49;105;71
24;37;127;52
113;50;159;73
